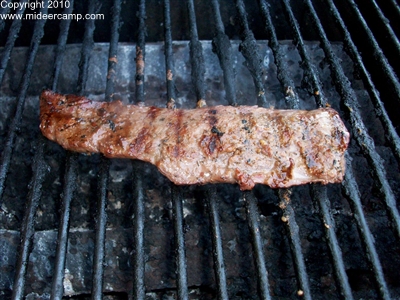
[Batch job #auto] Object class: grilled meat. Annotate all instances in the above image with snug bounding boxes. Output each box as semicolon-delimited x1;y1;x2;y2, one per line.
40;90;350;190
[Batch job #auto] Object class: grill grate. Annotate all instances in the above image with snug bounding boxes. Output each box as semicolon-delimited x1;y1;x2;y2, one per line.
0;0;400;299
0;0;26;85
131;0;146;299
210;0;237;105
258;2;352;298
325;0;400;164
163;1;190;298
363;0;400;65
2;3;49;299
345;0;400;105
48;3;77;298
186;1;229;298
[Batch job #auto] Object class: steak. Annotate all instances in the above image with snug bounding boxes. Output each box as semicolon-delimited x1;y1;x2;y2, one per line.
40;90;350;190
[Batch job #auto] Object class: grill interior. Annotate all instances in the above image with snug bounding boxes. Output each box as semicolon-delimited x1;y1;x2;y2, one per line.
1;0;400;299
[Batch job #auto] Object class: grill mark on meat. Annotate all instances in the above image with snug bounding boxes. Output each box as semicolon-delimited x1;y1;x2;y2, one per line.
200;134;223;156
298;116;331;177
97;107;106;117
211;126;224;137
200;108;224;156
129;106;159;156
172;109;184;158
332;121;348;152
40;91;350;190
108;120;116;132
296;117;318;174
130;128;148;156
240;113;252;134
208;109;218;126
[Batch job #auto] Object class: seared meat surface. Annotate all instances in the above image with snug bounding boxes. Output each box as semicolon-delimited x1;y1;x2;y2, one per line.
40;90;350;190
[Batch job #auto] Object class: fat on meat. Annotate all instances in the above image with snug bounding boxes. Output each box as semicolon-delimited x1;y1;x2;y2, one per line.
40;90;350;190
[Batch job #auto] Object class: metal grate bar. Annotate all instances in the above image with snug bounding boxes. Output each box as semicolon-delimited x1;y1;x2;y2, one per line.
259;1;353;298
91;0;121;298
11;139;48;300
205;187;229;300
0;0;11;32
235;0;267;107
278;190;311;300
50;0;75;91
310;185;354;299
50;153;78;300
345;0;400;103
105;0;122;102
0;0;28;84
257;0;300;109
185;2;229;297
342;155;391;300
186;0;206;107
91;156;109;299
388;0;400;16
0;0;39;205
243;192;271;300
210;0;237;105
48;5;77;299
135;0;146;105
279;0;325;107
0;0;10;13
76;0;101;96
325;0;400;170
164;0;176;109
261;5;311;295
131;160;146;300
367;0;400;57
163;0;188;298
132;1;147;299
303;0;400;241
171;185;189;299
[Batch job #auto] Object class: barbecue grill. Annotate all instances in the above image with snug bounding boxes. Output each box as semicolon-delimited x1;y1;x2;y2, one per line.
1;0;400;299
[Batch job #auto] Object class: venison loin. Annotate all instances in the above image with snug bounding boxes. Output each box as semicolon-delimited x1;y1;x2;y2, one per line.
40;90;350;190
